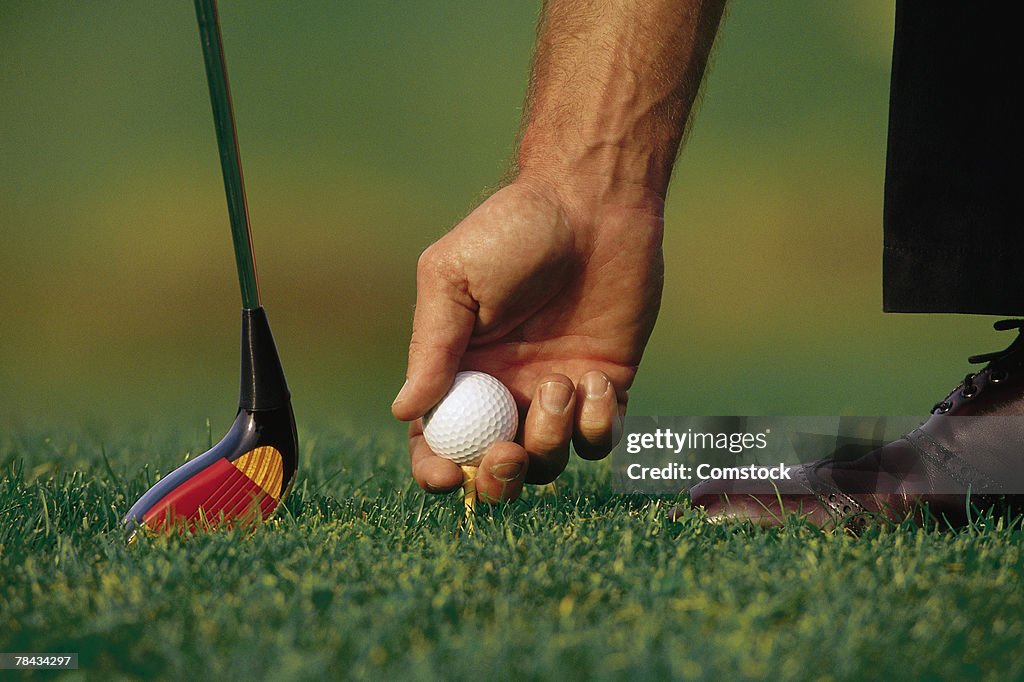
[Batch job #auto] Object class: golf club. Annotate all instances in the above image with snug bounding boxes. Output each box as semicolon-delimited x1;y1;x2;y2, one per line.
124;0;298;535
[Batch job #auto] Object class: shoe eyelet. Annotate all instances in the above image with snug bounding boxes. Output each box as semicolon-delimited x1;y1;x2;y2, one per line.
961;387;978;399
990;369;1007;384
828;494;836;502
935;401;952;414
842;505;851;514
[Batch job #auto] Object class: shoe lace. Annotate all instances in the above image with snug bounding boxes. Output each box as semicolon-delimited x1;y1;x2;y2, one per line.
933;319;1024;412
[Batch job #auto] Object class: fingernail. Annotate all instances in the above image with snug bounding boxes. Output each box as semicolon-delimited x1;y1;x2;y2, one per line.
490;461;524;482
392;379;410;407
582;373;610;400
540;381;573;414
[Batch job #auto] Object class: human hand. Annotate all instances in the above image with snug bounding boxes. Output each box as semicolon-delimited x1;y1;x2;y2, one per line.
392;178;664;502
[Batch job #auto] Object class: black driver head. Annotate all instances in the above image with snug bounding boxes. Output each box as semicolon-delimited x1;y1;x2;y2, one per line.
124;307;297;535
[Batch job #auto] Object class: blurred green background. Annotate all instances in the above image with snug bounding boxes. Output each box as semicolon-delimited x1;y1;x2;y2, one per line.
0;1;996;439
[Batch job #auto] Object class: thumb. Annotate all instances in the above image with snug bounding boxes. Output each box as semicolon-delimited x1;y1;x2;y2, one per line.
392;249;477;421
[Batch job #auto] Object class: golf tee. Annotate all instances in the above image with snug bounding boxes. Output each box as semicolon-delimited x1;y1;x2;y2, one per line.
460;465;477;532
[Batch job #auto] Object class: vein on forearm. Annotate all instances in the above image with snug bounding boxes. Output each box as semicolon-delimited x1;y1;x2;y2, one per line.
514;0;726;201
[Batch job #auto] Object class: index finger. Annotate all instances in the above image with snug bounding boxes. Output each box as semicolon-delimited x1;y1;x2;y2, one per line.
392;246;477;422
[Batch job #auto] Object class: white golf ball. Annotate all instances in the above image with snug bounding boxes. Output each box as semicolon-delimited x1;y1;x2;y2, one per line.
422;371;518;466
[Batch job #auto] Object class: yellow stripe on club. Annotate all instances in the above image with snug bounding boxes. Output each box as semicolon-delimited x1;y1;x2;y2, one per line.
233;446;284;498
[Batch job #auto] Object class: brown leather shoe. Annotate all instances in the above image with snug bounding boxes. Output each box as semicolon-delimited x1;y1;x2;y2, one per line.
688;320;1024;530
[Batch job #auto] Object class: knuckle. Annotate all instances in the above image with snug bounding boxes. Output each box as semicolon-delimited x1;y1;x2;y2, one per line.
415;244;439;277
414;247;475;312
407;337;461;364
578;415;612;441
529;430;567;455
416;245;461;286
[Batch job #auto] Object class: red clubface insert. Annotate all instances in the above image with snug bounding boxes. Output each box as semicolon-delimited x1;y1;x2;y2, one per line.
141;448;284;532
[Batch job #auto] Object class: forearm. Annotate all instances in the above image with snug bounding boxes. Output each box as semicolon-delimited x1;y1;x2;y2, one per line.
516;0;726;208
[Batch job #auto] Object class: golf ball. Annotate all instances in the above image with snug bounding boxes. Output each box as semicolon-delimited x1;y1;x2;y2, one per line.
422;371;518;466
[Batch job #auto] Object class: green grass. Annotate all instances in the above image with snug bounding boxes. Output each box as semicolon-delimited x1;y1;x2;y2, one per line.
2;423;1023;680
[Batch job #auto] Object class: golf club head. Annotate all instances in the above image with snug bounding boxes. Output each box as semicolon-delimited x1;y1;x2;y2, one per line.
124;307;297;536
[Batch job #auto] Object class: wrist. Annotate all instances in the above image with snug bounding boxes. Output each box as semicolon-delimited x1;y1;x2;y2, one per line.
509;167;665;257
514;136;669;221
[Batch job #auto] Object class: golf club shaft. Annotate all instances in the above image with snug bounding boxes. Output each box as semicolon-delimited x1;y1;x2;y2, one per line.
195;0;260;310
